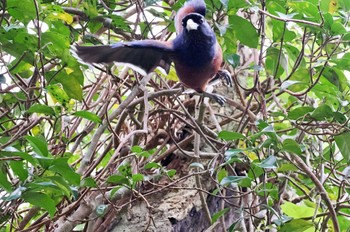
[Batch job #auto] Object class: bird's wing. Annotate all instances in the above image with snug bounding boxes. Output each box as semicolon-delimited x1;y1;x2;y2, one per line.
72;40;174;75
175;0;206;34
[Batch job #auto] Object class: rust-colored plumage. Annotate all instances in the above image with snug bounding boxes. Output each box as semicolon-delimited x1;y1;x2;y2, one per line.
72;0;231;105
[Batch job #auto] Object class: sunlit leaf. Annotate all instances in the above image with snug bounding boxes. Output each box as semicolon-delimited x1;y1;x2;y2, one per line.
217;168;228;183
7;0;36;23
218;131;246;141
279;219;314;232
227;15;258;48
281;202;315;218
73;111;102;124
144;162;161;169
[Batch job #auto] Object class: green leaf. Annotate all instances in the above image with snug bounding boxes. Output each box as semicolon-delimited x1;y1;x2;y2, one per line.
220;176;249;186
331;22;347;35
280;80;301;91
109;15;131;32
311;105;333;121
287;1;321;22
278;163;298;172
212;208;230;224
107;175;130;185
0;170;12;192
217;168;228;183
224;149;244;160
255;156;277;169
47;176;74;198
73;111;102;124
131;146;143;153
218;131;246;141
47;85;71;108
281;202;315;219
9;161;28;182
144;162;161;169
27;104;55;116
335;131;350;163
22;191;56;218
81;177;97;188
228;15;258;48
25;136;49;157
224;54;240;68
132;174;144;183
7;0;36;23
333;112;347;124
166;169;176;178
322;67;345;91
227;0;249;9
57;75;83;101
256;182;279;200
288;106;314;120
282;139;302;155
266;47;286;78
49;158;81;186
279;219;314;232
1;150;37;166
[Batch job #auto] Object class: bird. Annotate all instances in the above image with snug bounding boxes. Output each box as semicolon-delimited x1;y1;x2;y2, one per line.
71;0;232;105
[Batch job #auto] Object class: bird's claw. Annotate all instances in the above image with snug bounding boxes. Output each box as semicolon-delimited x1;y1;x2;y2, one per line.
212;94;226;106
217;70;233;87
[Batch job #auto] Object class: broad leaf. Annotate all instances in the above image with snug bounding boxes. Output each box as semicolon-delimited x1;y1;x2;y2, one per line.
22;191;56;218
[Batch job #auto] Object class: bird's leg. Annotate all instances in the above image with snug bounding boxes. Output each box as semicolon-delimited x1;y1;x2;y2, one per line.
181;88;225;106
209;70;233;87
201;91;226;106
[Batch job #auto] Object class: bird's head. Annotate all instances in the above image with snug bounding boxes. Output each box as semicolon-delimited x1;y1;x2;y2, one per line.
182;13;209;33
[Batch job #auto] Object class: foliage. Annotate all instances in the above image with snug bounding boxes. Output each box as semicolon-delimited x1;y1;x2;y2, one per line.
0;0;350;231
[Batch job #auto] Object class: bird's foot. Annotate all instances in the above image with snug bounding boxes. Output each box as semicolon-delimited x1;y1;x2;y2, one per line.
202;92;226;106
216;69;233;87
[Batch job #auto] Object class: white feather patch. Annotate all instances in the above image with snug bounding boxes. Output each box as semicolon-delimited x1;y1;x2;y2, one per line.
114;62;148;76
186;19;199;31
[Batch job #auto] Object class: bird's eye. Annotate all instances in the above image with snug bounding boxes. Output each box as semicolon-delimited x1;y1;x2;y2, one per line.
199;18;204;24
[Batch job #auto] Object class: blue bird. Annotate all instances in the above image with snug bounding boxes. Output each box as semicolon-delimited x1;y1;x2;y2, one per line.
72;0;232;105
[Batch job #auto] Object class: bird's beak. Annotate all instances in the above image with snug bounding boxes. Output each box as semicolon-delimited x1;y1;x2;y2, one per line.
186;19;199;31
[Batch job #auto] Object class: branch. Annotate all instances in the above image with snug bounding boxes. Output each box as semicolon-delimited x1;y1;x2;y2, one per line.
258;9;322;27
289;153;340;232
62;7;132;40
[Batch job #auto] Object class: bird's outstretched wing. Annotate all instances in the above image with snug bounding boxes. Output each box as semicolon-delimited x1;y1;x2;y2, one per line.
72;40;174;75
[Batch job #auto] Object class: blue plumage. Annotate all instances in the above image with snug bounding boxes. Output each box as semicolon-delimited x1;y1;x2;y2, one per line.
72;0;231;105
